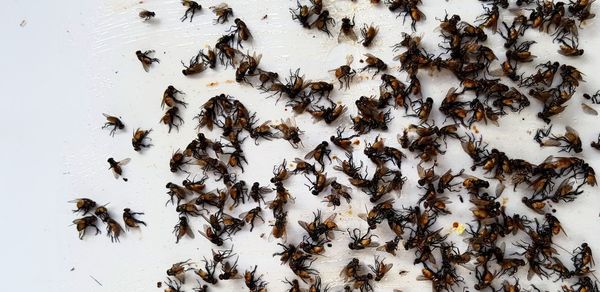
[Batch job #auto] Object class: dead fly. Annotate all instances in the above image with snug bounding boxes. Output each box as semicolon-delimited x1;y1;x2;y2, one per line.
272;118;303;148
139;10;155;21
161;106;184;133
173;216;194;243
247;182;271;205
107;157;130;181
135;50;159;72
369;256;393;281
291;158;317;175
161;86;187;109
299;211;338;241
132;128;152;151
195;259;219;285
182;51;207;76
218;257;242;280
360;24;378;47
306;171;334;196
520;61;560;87
339;16;357;42
239;206;264;231
167;259;193;283
312;10;335;37
330;56;357;89
72;216;100;239
376;236;401;256
330;127;358;152
231;18;252;47
324;180;352;207
290;1;311;28
181;0;202;22
236;53;262;84
176;200;203;217
244;266;265;291
476;3;499;33
210;3;233;24
411;97;433;122
70;198;97;215
310;0;323;14
360;54;387;76
215;34;237;68
558;36;584;56
534;125;582;153
123;208;146;229
305;141;331;169
170;150;191;173
166;182;189;205
105;217;123;242
163;278;183;292
102;113;125;136
271;210;288;240
347;228;379;250
437;169;464;193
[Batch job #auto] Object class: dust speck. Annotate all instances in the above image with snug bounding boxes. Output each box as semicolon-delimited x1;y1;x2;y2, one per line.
19;20;27;27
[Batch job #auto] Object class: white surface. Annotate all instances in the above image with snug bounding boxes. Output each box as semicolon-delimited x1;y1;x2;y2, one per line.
2;0;600;291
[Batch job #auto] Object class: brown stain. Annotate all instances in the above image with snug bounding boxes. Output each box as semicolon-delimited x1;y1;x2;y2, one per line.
471;125;479;134
452;222;459;228
332;155;338;160
224;80;235;84
207;81;219;87
353;139;360;145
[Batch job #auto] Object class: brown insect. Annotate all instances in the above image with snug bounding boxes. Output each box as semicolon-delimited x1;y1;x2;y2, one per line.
170;150;191;173
369;256;393;281
239;206;264;232
339;16;357;42
271;210;288;241
161;106;184;133
347;228;379;250
72;216;100;239
232;18;252;47
290;1;311;28
107;157;130;181
139;10;155;21
70;198;97;215
167;259;192;283
123;208;146;229
181;0;202;22
132;128;152;151
272;118;303;148
105;217;123;243
173;216;194;243
361;54;387;76
162;86;187;109
360;24;378;47
182;51;207;76
135;50;159;72
195;259;218;284
311;10;335;37
210;3;233;24
331;57;356;89
376;236;401;256
102;113;125;136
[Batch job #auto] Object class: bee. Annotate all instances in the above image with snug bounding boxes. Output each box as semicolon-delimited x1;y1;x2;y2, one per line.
210;3;233;24
123;208;146;229
131;128;152;151
102;113;125;136
107;157;130;181
182;51;207;76
135;50;159;72
311;10;335;37
161;106;184;133
181;0;202;22
360;54;387;76
72;216;100;239
70;198;97;215
360;24;378;47
167;259;192;283
139;10;155;21
339;16;357;42
347;228;379;250
369;256;393;281
173;216;194;243
272;118;303;148
232;18;251;47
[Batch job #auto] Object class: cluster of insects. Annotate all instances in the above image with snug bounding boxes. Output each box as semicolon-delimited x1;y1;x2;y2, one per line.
73;0;600;291
70;198;145;242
